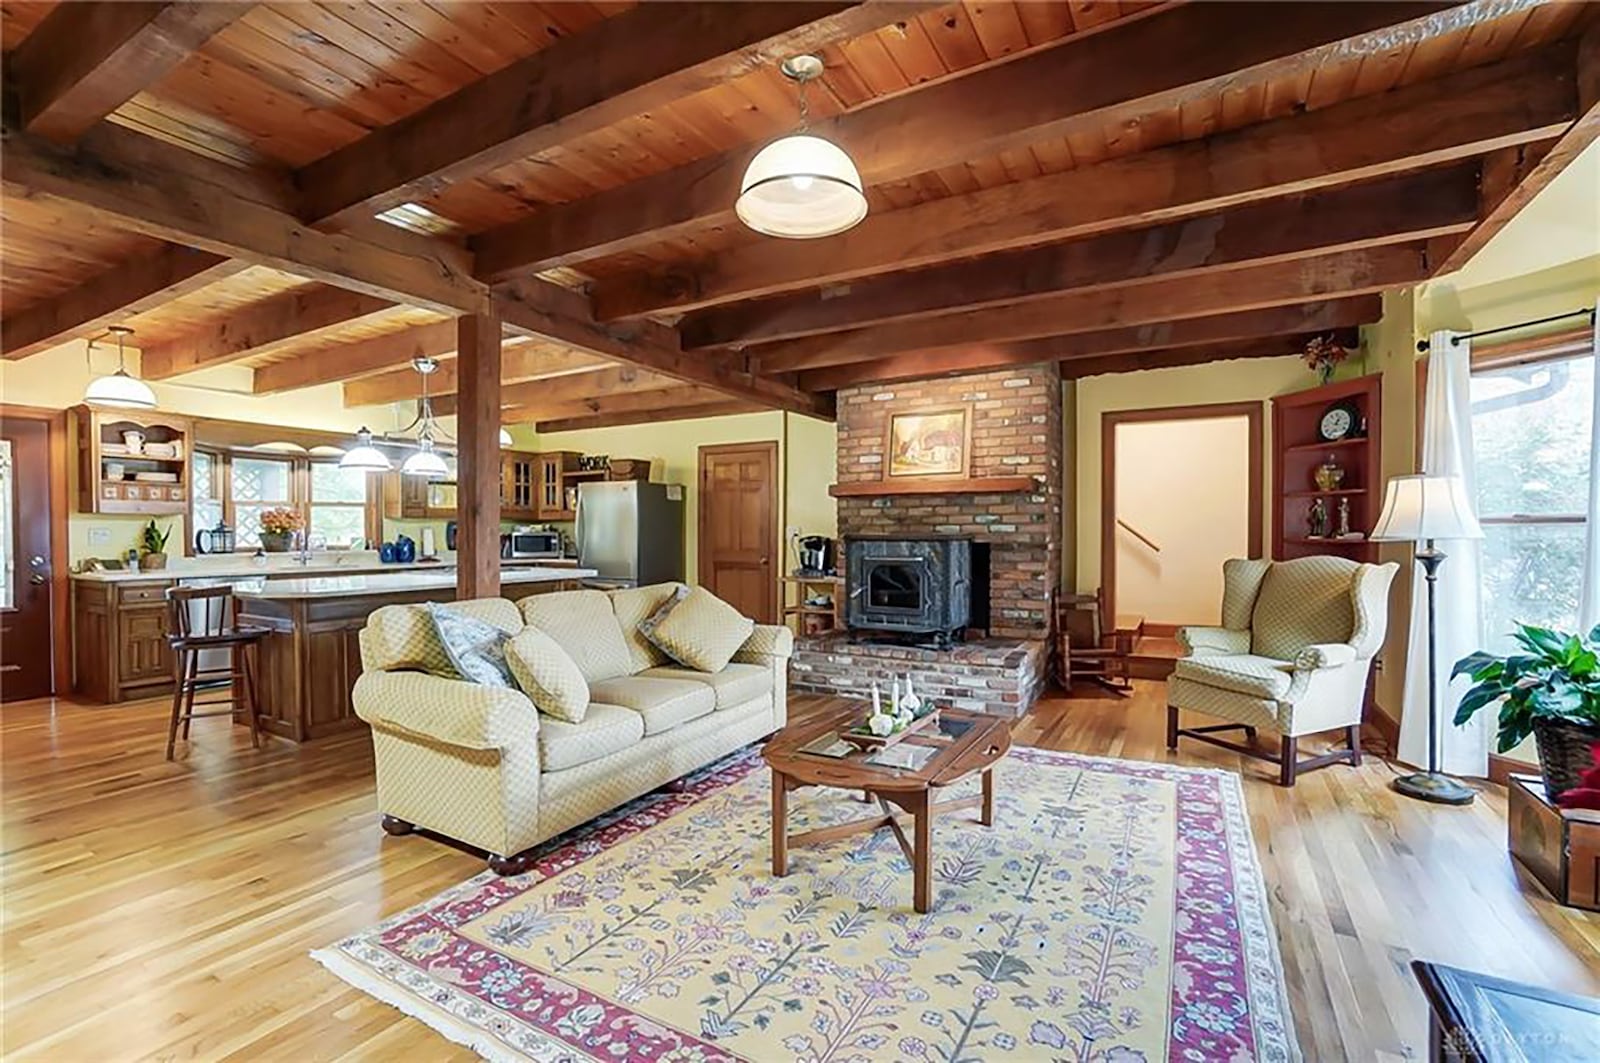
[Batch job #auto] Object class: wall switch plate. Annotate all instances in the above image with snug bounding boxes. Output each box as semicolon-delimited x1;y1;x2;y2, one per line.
786;525;800;539
88;527;112;546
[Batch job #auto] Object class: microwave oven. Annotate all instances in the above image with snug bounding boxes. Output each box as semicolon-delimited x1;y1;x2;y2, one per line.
507;529;562;559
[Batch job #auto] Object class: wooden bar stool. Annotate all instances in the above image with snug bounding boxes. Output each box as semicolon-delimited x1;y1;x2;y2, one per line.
165;585;270;760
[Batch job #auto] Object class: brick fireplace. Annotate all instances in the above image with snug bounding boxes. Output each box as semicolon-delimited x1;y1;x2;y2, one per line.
791;362;1064;716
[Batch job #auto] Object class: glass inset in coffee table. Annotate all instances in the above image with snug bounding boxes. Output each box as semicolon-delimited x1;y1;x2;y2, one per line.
761;703;1012;913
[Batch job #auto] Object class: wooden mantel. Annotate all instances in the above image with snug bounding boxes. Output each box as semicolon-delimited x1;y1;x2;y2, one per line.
829;476;1038;498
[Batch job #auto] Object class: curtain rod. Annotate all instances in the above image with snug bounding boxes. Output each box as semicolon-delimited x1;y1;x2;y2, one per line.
1415;307;1596;352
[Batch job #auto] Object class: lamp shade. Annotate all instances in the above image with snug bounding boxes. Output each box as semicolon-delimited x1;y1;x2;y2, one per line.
736;135;867;238
1370;474;1484;542
400;436;449;478
338;427;392;472
83;369;157;409
499;427;513;447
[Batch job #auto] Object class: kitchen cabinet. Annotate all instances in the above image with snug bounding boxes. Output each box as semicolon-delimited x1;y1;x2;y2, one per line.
381;472;430;519
535;451;580;521
74;406;192;515
501;451;539;520
73;579;176;702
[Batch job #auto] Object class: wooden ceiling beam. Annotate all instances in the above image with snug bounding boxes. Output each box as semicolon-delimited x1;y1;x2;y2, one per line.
591;42;1578;320
432;365;679;418
535;400;764;435
297;2;930;228
1;244;246;359
753;243;1434;373
250;320;461;394
795;297;1384;391
140;286;398;379
1433;24;1600;276
471;1;1479;282
493;278;833;419
683;166;1478;350
342;344;608;406
8;2;249;143
1058;334;1358;380
0;122;492;316
503;385;728;424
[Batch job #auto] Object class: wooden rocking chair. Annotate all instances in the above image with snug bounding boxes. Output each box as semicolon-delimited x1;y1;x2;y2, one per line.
1055;589;1134;695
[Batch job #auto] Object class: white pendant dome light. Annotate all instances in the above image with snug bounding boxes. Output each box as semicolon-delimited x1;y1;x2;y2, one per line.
83;326;157;409
338;426;392;472
401;435;449;478
499;427;513;447
397;357;452;478
737;55;866;239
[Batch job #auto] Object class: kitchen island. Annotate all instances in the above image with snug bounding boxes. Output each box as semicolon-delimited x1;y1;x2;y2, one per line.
233;565;595;742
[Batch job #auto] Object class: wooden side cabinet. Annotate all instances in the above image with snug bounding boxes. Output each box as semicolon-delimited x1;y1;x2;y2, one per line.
74;406;192;515
502;451;539;520
73;579;176;703
535;451;580;521
1508;773;1600;911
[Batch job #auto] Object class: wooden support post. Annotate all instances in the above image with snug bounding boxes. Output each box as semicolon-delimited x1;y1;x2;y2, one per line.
455;312;502;600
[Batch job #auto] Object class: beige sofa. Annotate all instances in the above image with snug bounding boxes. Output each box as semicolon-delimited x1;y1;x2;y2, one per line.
352;583;791;873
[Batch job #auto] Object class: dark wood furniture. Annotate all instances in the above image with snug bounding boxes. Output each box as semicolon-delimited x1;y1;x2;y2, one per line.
763;704;1012;913
74;406;193;516
1168;707;1362;788
163;585;269;760
72;578;177;703
1056;588;1133;695
1412;960;1600;1062
1271;373;1383;563
1507;773;1600;912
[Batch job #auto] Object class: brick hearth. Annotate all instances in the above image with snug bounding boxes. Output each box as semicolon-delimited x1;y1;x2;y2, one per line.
789;632;1048;719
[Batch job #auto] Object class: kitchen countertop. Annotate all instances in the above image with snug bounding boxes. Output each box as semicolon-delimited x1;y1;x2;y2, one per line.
227;565;597;600
71;555;581;582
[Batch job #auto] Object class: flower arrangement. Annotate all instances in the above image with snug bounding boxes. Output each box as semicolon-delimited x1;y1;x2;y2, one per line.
1302;334;1352;384
259;507;304;535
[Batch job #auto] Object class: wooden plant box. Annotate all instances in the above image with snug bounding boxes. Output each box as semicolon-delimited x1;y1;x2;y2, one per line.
840;708;941;751
1508;774;1600;912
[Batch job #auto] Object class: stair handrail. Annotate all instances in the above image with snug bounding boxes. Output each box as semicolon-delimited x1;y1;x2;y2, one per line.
1116;518;1161;553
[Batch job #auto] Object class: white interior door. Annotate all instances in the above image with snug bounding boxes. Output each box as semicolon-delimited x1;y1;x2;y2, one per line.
1113;416;1251;627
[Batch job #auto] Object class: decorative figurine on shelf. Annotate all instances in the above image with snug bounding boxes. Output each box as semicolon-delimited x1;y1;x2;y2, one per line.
1308;498;1329;538
1302;333;1353;385
1336;497;1352;538
1313;456;1345;492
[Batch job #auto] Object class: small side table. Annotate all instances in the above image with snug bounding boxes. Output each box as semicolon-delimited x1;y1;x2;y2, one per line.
1507;774;1600;911
1412;960;1600;1062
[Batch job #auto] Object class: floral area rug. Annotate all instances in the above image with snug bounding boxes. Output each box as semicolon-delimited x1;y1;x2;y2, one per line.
315;747;1298;1062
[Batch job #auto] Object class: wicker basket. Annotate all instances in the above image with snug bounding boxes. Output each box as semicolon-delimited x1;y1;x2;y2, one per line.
1532;717;1600;802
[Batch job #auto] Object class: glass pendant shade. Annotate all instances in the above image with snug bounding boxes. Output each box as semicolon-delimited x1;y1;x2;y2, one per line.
83;368;157;409
737;135;867;238
400;436;449;478
499;427;513;447
338;427;392;472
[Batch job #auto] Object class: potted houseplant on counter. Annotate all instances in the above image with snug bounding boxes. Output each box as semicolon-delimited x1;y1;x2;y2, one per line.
139;519;172;570
258;507;303;553
1454;623;1600;802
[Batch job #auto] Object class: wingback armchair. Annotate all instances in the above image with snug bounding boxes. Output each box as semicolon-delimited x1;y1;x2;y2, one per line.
1167;555;1398;785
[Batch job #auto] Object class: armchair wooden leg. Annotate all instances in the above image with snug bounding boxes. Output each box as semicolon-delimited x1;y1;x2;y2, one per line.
1279;736;1298;787
1347;724;1362;767
1166;705;1179;751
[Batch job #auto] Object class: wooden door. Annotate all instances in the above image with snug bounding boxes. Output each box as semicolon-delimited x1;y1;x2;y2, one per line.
698;442;778;623
1;418;54;700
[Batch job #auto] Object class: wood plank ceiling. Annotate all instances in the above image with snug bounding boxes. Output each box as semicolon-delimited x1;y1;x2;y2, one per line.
1;1;1595;431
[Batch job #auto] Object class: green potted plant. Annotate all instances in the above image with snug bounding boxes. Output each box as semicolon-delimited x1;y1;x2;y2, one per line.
258;507;303;552
1454;623;1600;801
139;519;172;570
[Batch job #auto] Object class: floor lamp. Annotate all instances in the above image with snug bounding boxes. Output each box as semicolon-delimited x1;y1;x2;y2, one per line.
1370;474;1484;805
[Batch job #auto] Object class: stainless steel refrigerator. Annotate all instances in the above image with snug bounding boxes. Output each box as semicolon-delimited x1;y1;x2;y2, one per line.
575;480;685;588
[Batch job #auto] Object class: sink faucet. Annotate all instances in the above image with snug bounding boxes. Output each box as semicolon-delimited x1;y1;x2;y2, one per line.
292;531;324;565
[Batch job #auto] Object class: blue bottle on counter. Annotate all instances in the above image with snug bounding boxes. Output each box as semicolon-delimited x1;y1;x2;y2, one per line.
395;535;416;563
379;541;397;563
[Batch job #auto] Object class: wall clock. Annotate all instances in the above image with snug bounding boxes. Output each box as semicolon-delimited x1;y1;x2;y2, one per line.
1319;399;1362;442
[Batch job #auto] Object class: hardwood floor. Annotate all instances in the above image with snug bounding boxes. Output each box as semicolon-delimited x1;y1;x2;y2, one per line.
3;684;1597;1061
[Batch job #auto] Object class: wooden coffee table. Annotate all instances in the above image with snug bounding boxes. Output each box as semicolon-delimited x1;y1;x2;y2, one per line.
762;704;1012;913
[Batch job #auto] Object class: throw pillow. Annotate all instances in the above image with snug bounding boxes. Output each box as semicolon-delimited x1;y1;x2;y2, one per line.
425;601;514;688
505;627;590;723
641;585;754;673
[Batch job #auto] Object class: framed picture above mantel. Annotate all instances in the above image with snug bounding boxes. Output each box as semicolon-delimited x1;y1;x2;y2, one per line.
886;407;970;478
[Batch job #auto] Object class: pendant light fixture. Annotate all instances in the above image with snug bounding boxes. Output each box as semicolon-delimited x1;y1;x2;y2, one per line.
499;427;513;447
82;326;157;409
399;357;450;478
737;55;867;239
338;426;392;472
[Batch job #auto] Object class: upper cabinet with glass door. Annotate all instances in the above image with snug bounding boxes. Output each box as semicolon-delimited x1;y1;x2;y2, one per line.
74;406;192;515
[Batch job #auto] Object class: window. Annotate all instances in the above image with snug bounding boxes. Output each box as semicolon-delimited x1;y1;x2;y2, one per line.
310;462;369;548
1470;351;1594;653
191;449;376;551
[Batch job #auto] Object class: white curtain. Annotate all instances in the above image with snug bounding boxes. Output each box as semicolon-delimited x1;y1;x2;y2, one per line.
1578;300;1600;633
1399;331;1489;775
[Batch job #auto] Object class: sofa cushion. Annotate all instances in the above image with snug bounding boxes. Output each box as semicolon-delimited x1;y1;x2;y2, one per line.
1172;654;1294;700
610;582;685;672
640;663;770;710
425;602;515;687
1250;555;1355;662
588;676;715;735
537;703;644;772
641;586;754;673
361;598;521;674
506;628;590;723
519;589;634;683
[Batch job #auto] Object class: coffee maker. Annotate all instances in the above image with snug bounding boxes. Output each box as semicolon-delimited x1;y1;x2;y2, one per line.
796;535;836;576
